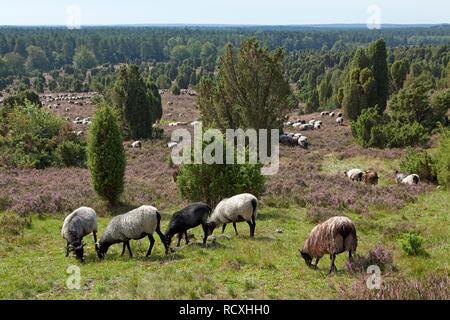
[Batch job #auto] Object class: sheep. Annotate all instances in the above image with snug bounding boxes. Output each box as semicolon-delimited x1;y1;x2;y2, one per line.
279;134;296;146
345;168;364;182
168;142;178;149
314;123;321;130
364;171;379;185
300;216;357;273
395;170;408;184
298;136;309;149
336;117;344;125
337;112;343;117
402;174;420;185
308;119;316;125
61;207;98;262
207;193;258;239
329;112;335;117
130;140;142;149
165;203;212;249
321;111;329;117
95;205;168;259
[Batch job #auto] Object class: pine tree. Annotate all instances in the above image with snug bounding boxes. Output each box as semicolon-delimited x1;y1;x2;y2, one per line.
111;64;157;139
368;39;389;112
87;103;125;206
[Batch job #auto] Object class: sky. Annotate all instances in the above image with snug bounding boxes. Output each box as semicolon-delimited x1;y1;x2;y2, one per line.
0;0;449;26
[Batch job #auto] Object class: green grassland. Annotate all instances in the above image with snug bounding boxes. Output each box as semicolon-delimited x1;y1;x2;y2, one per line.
0;189;448;299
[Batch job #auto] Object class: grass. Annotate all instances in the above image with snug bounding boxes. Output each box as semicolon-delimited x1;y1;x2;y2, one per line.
0;190;448;299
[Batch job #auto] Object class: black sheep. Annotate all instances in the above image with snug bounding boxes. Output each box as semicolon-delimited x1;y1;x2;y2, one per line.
165;203;212;248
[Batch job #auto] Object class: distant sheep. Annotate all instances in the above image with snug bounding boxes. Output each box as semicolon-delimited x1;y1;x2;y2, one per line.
345;169;364;182
96;205;168;259
336;117;344;125
300;216;357;273
279;134;296;146
364;171;379;185
130;141;142;149
207;193;258;238
395;171;408;184
298;136;309;149
321;111;329;117
165;203;212;248
61;207;98;262
329;112;335;117
401;174;420;185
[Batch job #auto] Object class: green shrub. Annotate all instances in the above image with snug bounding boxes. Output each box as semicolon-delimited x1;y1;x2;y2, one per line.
401;232;426;256
176;134;266;207
434;127;450;188
400;148;436;182
87;103;126;206
172;85;181;95
351;107;428;149
55;140;87;167
0;212;32;237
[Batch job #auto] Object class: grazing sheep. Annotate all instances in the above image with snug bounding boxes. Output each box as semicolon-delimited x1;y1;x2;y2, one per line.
207;193;258;239
314;123;321;130
61;207;98;262
279;134;296;146
395;171;408;184
329;112;335;117
364;171;379;185
336;117;344;125
168;142;178;149
130;141;142;149
345;169;364;182
309;119;316;125
298;136;309;149
300;216;357;273
95;205;168;259
402;174;420;185
321;111;329;117
165;203;212;248
337;112;343;117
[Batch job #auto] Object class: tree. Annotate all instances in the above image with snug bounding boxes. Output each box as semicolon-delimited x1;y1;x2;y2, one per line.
73;46;97;70
3;52;25;76
156;74;171;89
391;60;409;92
25;46;49;71
367;39;389;112
111;64;158;139
172;84;180;95
198;38;291;131
87;103;125;206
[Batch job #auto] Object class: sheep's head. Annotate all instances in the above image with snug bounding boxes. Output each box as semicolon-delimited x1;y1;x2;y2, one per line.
206;222;216;236
300;250;313;268
69;242;86;262
95;242;106;260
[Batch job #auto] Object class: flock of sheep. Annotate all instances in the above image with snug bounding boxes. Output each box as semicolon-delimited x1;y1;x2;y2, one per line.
280;111;344;149
345;167;421;186
62;192;359;274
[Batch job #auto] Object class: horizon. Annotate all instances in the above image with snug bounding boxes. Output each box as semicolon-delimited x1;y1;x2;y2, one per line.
0;0;449;27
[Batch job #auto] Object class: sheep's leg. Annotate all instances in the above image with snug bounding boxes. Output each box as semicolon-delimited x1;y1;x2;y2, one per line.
66;242;70;257
329;253;337;274
348;251;353;262
184;231;189;245
155;228;169;255
201;224;208;247
126;241;133;258
93;231;97;244
146;234;155;257
314;258;320;269
121;242;126;256
233;223;238;236
176;233;182;247
222;224;227;234
250;216;256;239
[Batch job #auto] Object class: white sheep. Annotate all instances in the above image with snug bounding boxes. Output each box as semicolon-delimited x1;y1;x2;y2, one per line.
96;205;168;259
207;193;258;239
345;168;364;182
336;117;344;125
300;216;357;273
401;174;420;185
329;112;335;117
131;141;142;149
298;135;309;149
61;207;98;262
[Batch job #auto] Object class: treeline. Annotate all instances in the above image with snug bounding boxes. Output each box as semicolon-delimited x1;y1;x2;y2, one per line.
1;25;450;92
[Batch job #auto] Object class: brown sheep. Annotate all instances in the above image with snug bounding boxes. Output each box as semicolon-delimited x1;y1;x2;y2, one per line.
364;171;379;185
300;216;357;273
